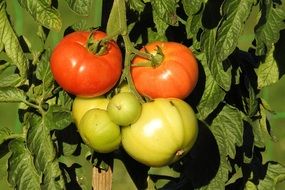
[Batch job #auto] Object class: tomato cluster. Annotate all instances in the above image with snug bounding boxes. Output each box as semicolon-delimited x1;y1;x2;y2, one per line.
50;30;199;167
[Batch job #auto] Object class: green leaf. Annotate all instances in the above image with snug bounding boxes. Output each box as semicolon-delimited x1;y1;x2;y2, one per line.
182;0;204;16
152;11;169;37
257;46;279;89
255;2;285;55
211;105;244;159
0;127;12;145
244;78;259;117
200;105;243;189
257;162;285;190
244;181;258;190
64;0;91;16
201;29;232;91
17;0;62;31
185;13;202;39
0;87;26;103
151;0;178;26
0;74;21;88
35;50;54;97
26;114;65;189
45;105;72;130
215;0;254;62
0;2;28;80
8;139;41;190
106;0;127;37
127;0;145;12
197;54;226;120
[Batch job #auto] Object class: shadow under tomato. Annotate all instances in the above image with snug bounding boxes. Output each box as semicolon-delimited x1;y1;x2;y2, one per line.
170;121;220;189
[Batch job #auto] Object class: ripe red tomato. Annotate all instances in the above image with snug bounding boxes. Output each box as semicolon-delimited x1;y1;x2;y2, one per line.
50;31;122;97
131;42;198;99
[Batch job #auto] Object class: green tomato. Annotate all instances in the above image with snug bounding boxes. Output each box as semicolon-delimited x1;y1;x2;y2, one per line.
107;92;142;126
78;108;121;153
121;98;198;167
72;96;109;126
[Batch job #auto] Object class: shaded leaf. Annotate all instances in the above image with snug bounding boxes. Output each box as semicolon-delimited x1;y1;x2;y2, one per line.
255;2;285;55
216;0;254;62
0;87;26;103
17;0;62;31
8;139;41;190
0;2;28;80
65;0;91;16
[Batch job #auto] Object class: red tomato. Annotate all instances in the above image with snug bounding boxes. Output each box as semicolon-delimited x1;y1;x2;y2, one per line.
131;42;198;99
50;31;122;97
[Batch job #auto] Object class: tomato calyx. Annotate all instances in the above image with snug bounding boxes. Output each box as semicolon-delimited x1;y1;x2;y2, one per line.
132;45;164;68
86;32;109;56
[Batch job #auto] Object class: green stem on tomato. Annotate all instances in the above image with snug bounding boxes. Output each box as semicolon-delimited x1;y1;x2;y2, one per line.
121;36;145;103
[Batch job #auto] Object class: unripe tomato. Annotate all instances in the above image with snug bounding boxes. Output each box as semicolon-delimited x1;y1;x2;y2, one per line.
131;42;198;99
121;98;198;167
78;109;121;153
50;31;122;97
72;96;109;126
107;92;142;126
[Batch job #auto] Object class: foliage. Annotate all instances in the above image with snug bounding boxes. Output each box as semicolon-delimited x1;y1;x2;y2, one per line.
0;0;285;189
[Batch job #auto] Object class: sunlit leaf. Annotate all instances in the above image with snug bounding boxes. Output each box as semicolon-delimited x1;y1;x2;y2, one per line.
257;46;279;89
216;0;254;62
257;162;285;190
65;0;91;16
17;0;62;31
0;127;12;145
8;139;41;190
197;54;226;120
26;114;65;189
255;2;285;55
151;0;178;26
201;29;232;91
0;87;26;103
0;2;28;80
106;0;127;37
127;0;145;12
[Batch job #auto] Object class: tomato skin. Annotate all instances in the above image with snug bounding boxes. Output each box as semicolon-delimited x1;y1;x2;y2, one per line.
121;98;198;167
131;42;198;99
72;96;109;126
50;31;122;97
78;108;121;153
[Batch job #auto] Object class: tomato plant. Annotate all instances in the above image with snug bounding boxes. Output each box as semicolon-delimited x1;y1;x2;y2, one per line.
122;98;198;167
50;30;122;97
131;41;199;99
0;0;285;190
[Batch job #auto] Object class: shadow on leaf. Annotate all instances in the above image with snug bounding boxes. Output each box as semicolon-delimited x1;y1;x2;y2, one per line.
170;121;220;189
